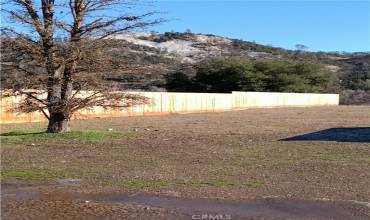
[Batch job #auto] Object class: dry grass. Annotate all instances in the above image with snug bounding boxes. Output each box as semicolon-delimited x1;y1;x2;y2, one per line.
1;106;370;201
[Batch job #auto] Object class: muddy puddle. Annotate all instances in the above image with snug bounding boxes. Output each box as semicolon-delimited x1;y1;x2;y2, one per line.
1;182;41;201
109;194;369;220
2;181;369;220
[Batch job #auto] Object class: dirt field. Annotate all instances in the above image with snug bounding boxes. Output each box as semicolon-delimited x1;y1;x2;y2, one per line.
1;106;370;219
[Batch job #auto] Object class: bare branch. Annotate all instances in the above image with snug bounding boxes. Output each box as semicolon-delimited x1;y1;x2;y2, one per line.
15;0;45;36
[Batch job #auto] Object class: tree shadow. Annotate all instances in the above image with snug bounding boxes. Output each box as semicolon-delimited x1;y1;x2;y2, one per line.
281;127;370;143
0;131;46;137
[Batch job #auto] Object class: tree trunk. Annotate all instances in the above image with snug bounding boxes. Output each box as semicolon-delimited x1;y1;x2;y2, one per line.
47;113;70;133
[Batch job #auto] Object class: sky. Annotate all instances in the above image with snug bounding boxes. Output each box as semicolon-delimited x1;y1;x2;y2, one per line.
147;0;370;52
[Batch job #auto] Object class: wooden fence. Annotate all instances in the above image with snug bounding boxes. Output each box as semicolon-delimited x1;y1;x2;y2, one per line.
0;91;339;124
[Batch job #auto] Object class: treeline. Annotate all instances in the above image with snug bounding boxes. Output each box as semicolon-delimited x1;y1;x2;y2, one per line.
166;58;335;93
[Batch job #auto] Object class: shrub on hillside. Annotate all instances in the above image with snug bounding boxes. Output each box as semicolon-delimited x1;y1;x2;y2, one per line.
341;62;370;91
166;58;334;93
340;90;370;105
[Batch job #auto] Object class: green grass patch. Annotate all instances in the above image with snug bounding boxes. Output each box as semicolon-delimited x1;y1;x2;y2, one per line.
113;179;169;189
112;178;264;190
233;144;370;168
315;153;370;163
0;129;125;145
1;169;70;181
232;146;293;168
174;179;264;188
241;180;264;188
201;179;264;188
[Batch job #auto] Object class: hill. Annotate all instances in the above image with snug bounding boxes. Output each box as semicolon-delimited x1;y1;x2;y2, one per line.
1;32;369;104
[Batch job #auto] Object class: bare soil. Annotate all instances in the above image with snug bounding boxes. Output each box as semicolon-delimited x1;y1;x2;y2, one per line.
1;106;370;219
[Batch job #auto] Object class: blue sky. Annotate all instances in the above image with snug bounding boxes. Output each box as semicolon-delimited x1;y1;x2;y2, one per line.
147;0;370;52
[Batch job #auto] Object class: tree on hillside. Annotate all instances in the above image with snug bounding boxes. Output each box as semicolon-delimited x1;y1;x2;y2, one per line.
1;0;162;133
295;44;308;52
293;44;309;60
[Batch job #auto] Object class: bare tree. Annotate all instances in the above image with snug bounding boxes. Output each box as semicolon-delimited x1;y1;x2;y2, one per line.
1;0;162;133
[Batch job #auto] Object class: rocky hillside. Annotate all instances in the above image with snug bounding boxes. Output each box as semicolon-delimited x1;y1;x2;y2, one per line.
102;32;370;93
